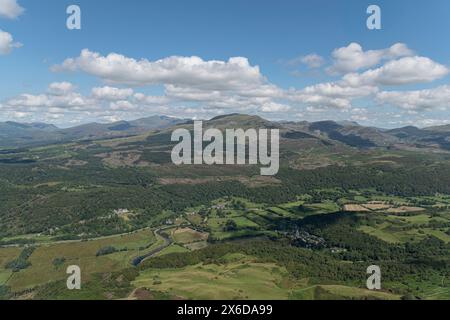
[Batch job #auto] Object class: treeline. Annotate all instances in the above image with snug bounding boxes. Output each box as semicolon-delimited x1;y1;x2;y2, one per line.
277;164;450;198
139;238;446;290
139;240;364;282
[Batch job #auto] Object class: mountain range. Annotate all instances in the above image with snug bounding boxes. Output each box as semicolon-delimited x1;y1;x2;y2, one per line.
0;115;186;148
1;114;450;152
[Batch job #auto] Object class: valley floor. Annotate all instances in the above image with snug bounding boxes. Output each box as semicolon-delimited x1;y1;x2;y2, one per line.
1;190;449;300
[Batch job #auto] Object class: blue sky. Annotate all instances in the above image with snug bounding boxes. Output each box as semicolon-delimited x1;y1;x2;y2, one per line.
1;0;450;127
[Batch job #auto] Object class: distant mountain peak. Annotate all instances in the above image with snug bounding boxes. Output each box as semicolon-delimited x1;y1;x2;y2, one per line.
209;113;243;121
309;120;342;132
206;113;281;129
336;120;360;127
3;121;58;130
425;124;450;132
5;121;30;129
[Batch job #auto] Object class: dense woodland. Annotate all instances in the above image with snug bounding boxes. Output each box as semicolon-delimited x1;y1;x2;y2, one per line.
2;157;450;237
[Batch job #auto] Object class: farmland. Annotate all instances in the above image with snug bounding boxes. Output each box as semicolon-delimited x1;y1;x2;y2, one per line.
0;188;448;300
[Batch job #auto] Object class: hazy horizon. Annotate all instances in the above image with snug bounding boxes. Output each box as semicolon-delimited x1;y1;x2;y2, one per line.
2;112;450;130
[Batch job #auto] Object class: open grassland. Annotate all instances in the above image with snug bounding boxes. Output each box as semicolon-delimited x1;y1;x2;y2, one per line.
133;258;293;300
0;248;21;285
133;254;401;300
3;229;155;292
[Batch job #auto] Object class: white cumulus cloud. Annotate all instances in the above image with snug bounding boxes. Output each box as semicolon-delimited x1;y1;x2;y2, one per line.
48;82;76;95
0;29;21;54
52;49;264;90
301;54;325;69
376;85;450;111
287;82;378;110
92;86;134;100
328;42;414;74
0;0;24;19
4;41;450;125
286;53;325;69
259;102;291;113
342;56;449;87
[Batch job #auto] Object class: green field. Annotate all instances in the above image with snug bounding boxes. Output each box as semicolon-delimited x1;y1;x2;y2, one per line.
358;211;450;244
133;254;401;300
134;257;295;300
3;229;156;292
0;248;21;285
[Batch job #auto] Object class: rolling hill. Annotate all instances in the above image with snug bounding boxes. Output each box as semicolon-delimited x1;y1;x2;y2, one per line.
0;115;186;148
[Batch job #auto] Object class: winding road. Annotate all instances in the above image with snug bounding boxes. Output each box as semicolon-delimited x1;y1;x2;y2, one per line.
131;228;172;266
